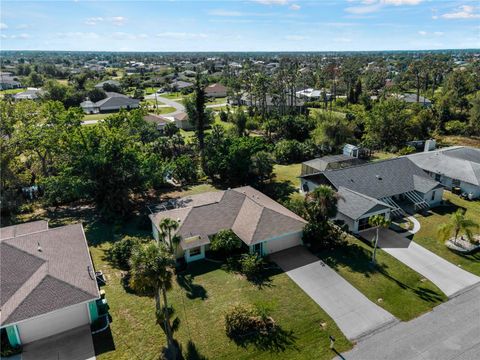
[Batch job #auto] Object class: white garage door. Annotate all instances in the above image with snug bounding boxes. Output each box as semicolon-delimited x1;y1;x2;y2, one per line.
265;232;302;254
17;303;90;344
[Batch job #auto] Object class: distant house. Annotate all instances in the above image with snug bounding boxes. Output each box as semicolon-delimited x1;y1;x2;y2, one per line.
296;88;331;101
173;112;193;130
170;80;194;91
0;221;101;346
300;157;443;233
13;88;44;101
143;113;170;133
239;93;306;114
407;146;480;199
80;92;140;114
205;83;228;98
149;186;306;263
0;73;22;90
94;79;120;89
395;93;432;107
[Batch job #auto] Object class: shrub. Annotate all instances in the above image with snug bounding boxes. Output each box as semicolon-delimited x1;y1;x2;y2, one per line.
108;236;142;270
219;110;229;122
445;120;468;135
170;155;198;185
397;146;416;156
225;304;276;340
210;229;243;253
239;253;264;280
274;139;302;164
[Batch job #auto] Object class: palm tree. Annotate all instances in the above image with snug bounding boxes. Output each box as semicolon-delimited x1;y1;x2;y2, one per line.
129;242;179;359
158;218;179;252
368;215;391;266
305;185;341;223
438;209;478;245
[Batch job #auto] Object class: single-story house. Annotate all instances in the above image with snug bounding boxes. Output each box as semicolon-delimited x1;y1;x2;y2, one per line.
0;73;22;90
407;146;480;199
205;83;228;98
80;92;140;114
144;113;170;133
13;88;44;101
173;112;193;130
170;80;194;91
95;79;121;89
300;157;443;233
295;88;331;101
0;221;100;347
149;186;307;262
394;93;432;107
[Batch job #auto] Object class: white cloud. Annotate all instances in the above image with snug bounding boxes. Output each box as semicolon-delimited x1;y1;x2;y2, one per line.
156;32;208;40
346;0;422;14
334;37;353;42
209;9;244;17
111;32;148;40
418;30;427;35
434;31;444;36
289;4;301;11
56;32;100;39
85;16;127;26
5;33;31;39
253;0;289;5
15;24;29;29
440;5;480;19
0;23;8;29
284;35;306;40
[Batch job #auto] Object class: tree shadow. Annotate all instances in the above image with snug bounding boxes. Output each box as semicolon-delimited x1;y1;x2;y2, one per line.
182;340;208;360
176;273;208;300
230;325;298;353
92;326;116;356
317;242;387;278
429;202;466;216
262;180;296;203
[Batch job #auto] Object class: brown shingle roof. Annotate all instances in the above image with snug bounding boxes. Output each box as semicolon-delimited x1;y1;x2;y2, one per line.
0;223;99;326
149;186;306;248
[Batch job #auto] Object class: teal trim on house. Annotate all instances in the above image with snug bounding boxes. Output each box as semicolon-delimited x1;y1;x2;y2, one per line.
88;301;99;323
5;325;21;347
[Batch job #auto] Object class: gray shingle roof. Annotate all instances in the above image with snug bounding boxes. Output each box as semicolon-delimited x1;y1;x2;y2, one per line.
150;186;306;248
303;157;441;199
408;146;480;186
1;220;49;240
303;155;364;172
0;223;99;326
337;187;393;220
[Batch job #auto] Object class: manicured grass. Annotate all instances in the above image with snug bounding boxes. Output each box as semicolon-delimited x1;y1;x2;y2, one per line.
273;163;301;188
370;151;397;162
0;88;25;95
89;239;351;360
144;87;158;95
317;235;447;321
413;191;480;276
83;113;110;121
160;92;185;100
154;106;176;115
206;96;228;105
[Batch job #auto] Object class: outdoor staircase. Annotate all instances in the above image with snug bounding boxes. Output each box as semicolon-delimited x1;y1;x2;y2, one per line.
404;191;430;211
381;196;406;218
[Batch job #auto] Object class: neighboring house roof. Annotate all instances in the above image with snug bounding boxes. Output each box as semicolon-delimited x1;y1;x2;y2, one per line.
94;92;140;109
396;93;431;105
144;113;169;125
174;112;188;122
0;222;99;326
149;186;306;249
303;155;364;172
337;187;393;220
407;146;480;186
13;88;44;100
205;83;227;93
171;80;193;89
95;80;120;88
302;157;442;199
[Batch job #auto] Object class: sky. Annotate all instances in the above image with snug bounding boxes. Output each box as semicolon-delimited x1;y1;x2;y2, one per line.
0;0;479;52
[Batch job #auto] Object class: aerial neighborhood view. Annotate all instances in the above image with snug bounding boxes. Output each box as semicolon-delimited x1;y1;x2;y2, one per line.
1;1;480;359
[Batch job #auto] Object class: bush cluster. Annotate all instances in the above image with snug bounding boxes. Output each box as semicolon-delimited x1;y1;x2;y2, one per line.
225;304;276;340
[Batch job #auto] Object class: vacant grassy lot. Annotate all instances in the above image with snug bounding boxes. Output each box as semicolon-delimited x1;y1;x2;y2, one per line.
413;191;480;276
317;235;447;321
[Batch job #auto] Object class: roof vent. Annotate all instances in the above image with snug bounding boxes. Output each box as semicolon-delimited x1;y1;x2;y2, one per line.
37;241;42;252
177;218;181;223
376;175;382;180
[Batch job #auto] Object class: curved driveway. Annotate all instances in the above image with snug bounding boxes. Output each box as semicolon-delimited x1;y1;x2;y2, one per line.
145;93;185;117
270;246;397;341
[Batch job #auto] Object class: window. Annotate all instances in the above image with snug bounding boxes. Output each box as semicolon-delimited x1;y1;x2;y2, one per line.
358;217;372;231
435;174;441;182
252;242;263;255
189;247;201;257
452;179;461;187
431;191;435;201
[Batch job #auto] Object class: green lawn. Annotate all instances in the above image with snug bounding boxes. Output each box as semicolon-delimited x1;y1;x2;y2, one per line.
83;113;110;121
317;235;447;321
0;88;25;95
155;106;176;115
206;96;228;105
273;163;301;187
413;191;480;276
370;151;397;162
160;92;184;100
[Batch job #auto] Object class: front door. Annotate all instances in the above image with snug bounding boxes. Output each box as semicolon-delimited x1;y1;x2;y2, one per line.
252;242;263;256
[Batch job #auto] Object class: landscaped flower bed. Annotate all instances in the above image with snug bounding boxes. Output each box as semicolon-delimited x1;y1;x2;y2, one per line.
446;235;480;254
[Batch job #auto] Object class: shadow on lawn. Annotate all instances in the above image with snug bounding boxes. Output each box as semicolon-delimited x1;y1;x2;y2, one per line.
231;325;298;353
176;273;208;300
263;180;297;203
429;202;466;216
92;326;116;356
182;340;208;360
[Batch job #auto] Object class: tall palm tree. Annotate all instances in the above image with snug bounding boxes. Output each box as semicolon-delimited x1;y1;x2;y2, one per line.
368;215;391;265
438;209;478;245
129;242;179;359
305;185;341;223
158;218;179;252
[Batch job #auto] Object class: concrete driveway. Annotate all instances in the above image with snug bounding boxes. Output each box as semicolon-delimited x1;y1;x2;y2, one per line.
21;325;95;360
340;284;480;360
270;246;397;341
145;94;185;117
361;228;480;298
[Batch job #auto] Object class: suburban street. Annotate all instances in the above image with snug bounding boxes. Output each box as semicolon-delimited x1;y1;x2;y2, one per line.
339;284;480;360
144;93;185;116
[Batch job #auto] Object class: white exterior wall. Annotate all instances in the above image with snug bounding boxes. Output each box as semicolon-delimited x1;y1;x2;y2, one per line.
427;173;480;199
349;208;391;234
185;246;206;262
16;303;90;344
423;188;444;206
300;178;320;194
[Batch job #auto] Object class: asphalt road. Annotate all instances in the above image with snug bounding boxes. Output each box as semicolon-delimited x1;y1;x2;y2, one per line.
145;93;185;116
339;284;480;360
